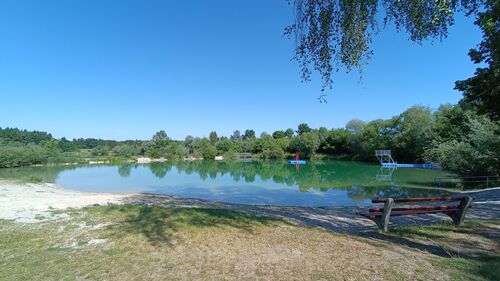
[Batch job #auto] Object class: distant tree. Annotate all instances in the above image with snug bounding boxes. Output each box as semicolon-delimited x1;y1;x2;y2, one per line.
184;135;195;154
111;144;135;157
346;119;366;134
356;119;397;160
0;127;53;145
173;145;189;159
42;139;60;156
243;129;256;140
320;128;351;155
145;130;170;158
209;131;218;145
284;128;295;138
249;138;264;154
317;127;329;143
216;138;236;154
272;130;286;139
260;131;270;138
290;131;320;159
83;138;99;149
58;137;76;152
260;141;285;159
296;123;311;136
91;145;110;156
199;140;216;160
230;130;242;141
0;145;45;168
152;130;169;145
395;106;435;162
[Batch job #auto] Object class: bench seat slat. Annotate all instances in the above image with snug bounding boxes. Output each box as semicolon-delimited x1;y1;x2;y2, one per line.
390;209;459;217
360;209;459;220
369;205;459;213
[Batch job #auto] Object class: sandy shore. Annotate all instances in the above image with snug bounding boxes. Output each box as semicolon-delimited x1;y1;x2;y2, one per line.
0;181;132;223
2;181;499;230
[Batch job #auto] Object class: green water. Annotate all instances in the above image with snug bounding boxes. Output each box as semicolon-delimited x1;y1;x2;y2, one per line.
0;160;452;206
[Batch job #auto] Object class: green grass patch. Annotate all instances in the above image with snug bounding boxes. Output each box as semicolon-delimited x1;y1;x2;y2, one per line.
439;254;500;281
391;219;500;281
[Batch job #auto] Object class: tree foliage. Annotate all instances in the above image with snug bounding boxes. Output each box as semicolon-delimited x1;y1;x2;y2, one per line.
1;105;497;175
286;0;483;98
209;131;218;144
425;112;499;175
455;0;499;120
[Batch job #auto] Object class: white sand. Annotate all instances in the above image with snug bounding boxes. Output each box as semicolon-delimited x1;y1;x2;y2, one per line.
0;181;131;223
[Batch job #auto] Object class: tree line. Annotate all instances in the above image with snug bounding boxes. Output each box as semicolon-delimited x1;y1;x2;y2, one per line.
1;102;498;176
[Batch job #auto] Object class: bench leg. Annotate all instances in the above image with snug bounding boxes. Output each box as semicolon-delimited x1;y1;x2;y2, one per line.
447;196;473;226
375;198;394;232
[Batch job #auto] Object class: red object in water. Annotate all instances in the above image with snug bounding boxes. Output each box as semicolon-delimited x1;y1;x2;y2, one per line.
295;151;300;173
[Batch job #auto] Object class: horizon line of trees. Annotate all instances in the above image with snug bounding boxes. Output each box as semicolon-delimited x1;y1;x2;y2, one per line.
1;102;498;176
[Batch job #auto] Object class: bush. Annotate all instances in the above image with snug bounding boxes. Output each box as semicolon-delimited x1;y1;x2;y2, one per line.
91;145;110;157
425;115;500;175
201;144;216;160
111;145;135;157
289;132;320;159
0;145;46;168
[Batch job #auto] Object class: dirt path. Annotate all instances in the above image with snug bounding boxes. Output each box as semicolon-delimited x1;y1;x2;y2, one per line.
124;188;500;233
1;181;499;231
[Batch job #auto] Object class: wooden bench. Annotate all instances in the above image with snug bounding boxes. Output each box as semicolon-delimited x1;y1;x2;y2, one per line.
359;196;473;232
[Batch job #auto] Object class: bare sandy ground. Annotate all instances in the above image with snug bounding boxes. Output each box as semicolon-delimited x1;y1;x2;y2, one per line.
0;181;131;223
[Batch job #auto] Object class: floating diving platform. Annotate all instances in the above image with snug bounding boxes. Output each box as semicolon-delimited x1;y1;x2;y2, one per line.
375;150;438;169
381;163;439;169
288;160;307;165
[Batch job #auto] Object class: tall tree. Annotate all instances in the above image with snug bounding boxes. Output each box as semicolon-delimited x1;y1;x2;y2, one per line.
243;129;256;140
455;0;499;120
284;128;295;138
395;106;435;162
272;130;286;139
152;130;169;146
230;130;242;141
297;123;312;135
209;131;218;145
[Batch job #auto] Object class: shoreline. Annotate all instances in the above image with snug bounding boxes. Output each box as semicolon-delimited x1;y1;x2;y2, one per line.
1;181;499;233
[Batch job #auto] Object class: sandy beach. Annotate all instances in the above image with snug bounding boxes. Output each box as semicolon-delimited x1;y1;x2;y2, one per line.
0;181;131;223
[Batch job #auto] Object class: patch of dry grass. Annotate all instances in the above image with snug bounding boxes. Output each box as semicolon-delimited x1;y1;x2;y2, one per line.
1;205;497;281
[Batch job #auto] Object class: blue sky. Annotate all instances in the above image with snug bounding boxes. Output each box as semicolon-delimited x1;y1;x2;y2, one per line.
0;0;482;140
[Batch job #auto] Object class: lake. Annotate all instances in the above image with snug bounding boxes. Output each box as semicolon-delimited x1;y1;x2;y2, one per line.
0;160;452;207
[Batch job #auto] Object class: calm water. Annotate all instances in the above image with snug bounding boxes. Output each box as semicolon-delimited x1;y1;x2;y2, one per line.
0;161;452;207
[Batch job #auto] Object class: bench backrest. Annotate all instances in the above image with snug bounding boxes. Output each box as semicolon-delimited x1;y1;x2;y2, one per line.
361;196;473;231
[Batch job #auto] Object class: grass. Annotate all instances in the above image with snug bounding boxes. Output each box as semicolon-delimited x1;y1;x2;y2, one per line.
384;219;500;281
1;205;498;281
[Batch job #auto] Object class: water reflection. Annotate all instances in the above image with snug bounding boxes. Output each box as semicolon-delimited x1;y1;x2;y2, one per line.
149;163;172;178
0;161;451;206
112;160;449;200
375;167;396;183
118;165;132;178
